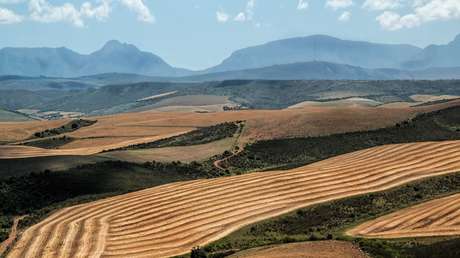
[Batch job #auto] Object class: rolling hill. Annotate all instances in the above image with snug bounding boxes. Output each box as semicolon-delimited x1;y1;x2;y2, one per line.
185;61;460;81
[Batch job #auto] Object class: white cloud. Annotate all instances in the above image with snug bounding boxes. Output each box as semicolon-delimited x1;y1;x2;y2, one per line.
338;10;351;21
0;7;22;24
377;0;460;30
326;0;353;10
233;0;255;22
120;0;154;23
81;0;111;20
234;12;246;22
0;0;155;26
297;0;309;10
216;10;229;23
29;0;85;27
363;0;401;10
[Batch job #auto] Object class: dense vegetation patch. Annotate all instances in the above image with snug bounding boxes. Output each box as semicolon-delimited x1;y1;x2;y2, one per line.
200;172;460;258
0;216;13;244
110;121;243;151
223;106;460;172
32;119;96;138
22;135;74;149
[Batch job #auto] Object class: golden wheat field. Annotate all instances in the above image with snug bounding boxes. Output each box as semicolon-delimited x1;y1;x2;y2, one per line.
8;140;460;258
347;193;460;239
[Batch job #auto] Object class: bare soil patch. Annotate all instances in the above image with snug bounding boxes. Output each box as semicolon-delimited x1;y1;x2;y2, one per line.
228;241;369;258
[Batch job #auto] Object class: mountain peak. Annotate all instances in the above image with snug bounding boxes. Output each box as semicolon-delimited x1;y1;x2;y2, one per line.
99;40;138;53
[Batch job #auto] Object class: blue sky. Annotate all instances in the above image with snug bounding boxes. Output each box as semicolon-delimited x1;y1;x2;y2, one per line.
0;0;459;70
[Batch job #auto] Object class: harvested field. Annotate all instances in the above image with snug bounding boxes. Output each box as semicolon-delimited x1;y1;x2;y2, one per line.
347;193;460;239
410;94;460;103
3;100;458;145
228;241;369;258
287;98;382;109
0;120;70;143
8;140;460;258
98;136;237;163
0;132;188;159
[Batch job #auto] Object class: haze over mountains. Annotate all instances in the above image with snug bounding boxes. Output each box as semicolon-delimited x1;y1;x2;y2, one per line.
0;34;459;80
206;35;422;73
0;40;191;78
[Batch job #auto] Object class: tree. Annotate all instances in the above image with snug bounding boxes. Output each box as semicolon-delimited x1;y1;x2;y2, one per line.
191;246;207;258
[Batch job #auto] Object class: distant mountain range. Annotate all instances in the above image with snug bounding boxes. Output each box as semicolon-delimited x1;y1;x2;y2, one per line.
205;35;422;73
0;40;191;77
183;61;460;81
0;34;460;79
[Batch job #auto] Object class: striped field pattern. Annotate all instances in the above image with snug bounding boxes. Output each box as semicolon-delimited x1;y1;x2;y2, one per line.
8;140;460;258
347;193;460;239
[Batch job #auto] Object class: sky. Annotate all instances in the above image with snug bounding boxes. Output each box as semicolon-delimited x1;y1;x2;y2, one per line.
0;0;459;70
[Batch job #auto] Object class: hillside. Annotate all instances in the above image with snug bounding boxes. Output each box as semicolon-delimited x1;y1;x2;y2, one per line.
185;61;460;81
8;140;460;257
2;79;460;114
0;109;31;122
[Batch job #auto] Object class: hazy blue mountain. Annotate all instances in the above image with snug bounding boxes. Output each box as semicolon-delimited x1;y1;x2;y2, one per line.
402;34;460;69
185;61;460;81
205;35;422;73
0;47;85;77
0;40;191;77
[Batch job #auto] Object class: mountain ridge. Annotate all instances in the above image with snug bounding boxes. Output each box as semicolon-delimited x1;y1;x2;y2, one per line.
1;34;460;78
205;34;423;73
0;40;192;78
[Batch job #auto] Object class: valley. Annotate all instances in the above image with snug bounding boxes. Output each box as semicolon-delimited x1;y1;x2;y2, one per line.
2;28;460;258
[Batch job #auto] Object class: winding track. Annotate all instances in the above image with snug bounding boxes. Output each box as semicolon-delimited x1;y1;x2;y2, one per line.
8;140;460;258
347;193;460;239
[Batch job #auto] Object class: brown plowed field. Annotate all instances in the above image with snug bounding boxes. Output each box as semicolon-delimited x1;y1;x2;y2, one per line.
8;140;460;258
228;241;369;258
347;193;460;239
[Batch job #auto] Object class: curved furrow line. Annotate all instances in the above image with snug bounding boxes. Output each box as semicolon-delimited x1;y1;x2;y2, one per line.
368;195;460;233
437;205;460;226
403;198;460;230
105;204;291;252
73;218;103;258
306;141;429;169
348;193;460;239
